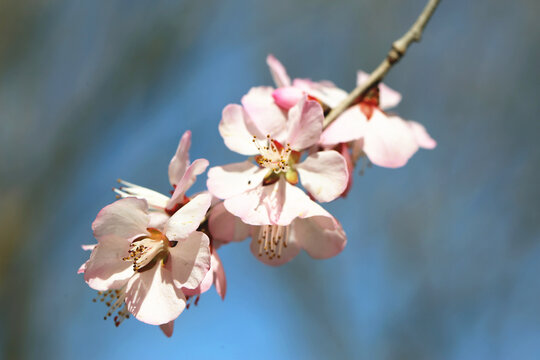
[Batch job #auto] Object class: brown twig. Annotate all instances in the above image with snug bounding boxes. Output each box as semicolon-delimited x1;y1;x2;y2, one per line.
323;0;441;129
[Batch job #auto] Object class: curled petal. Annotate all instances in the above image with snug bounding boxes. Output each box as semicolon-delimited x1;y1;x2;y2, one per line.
266;54;291;87
169;231;211;290
165;193;212;241
219;104;259;156
114;180;169;211
363;110;419;168
167;158;209;210
296;150;348;203
125;263;186;326
408;121;437;149
212;252;227;300
272;86;304;110
319;105;367;146
168;130;191;186
286;96;324;150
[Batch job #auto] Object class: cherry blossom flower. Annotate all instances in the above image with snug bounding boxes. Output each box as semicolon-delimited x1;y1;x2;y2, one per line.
82;194;212;328
207;95;348;263
320;71;436;169
109;131;228;334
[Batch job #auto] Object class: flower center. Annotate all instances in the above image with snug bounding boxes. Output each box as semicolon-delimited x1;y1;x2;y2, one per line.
93;287;130;327
123;228;169;272
253;135;292;174
256;224;290;259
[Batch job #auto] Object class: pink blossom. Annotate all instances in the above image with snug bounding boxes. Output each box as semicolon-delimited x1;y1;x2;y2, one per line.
207;95;348;263
267;54;348;110
320;71;436;168
109;130;228;334
82;194;212;327
208;201;346;265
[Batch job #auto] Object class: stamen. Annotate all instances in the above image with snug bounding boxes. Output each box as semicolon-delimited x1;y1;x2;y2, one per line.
92;287;129;327
123;237;166;271
252;135;292;174
256;224;290;259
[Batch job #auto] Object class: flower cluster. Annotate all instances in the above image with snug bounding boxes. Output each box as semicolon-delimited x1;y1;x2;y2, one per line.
79;55;435;337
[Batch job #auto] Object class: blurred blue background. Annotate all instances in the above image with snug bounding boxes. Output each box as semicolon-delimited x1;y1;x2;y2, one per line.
1;0;539;359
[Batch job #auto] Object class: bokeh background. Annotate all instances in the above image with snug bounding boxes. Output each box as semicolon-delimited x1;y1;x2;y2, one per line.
1;0;539;359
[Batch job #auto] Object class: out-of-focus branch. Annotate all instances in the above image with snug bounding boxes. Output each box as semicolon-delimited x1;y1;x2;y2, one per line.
323;0;441;128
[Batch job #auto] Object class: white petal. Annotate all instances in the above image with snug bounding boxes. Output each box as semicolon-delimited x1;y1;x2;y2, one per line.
219;104;259;155
168;231;211;290
207;161;266;200
125;264;186;325
165;193;212;241
296;150;349;202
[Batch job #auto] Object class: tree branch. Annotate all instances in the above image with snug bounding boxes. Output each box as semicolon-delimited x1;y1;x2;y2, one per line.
323;0;441;129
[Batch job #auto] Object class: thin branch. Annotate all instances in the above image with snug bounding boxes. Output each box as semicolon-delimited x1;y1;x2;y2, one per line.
323;0;441;129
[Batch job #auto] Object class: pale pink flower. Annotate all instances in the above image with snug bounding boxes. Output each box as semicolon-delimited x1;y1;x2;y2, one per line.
207;96;348;262
267;54;348;110
208;198;346;265
320;71;436;168
82;194;212;327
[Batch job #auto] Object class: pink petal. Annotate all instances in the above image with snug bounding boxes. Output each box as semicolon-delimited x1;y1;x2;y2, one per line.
266;54;291;87
408;121;437;149
286;96;324;150
249;231;301;266
241;87;287;141
363;110;419;168
319;105;367;146
212;252;227;300
293;78;347;108
296;150;348;203
208;202;251;244
276;180;328;226
207;161;266;200
165;193;211;241
219;104;259;156
169;231;211;290
125;263;186;326
160;321;174;338
92;198;149;244
357;70;402;110
338;143;354;197
168;130;191;186
223;185;274;226
272;86;304;110
293;214;347;259
167;158;209;210
83;241;135;291
77;244;97;274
